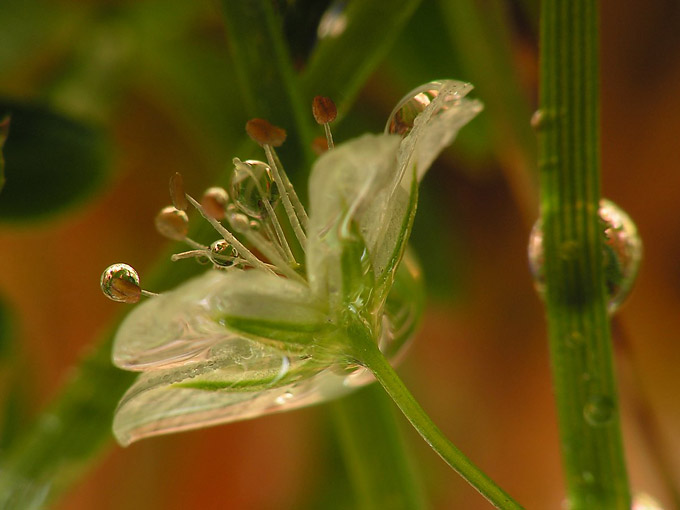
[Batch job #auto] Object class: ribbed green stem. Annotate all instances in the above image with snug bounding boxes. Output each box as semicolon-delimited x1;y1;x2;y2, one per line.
349;324;523;510
538;1;631;508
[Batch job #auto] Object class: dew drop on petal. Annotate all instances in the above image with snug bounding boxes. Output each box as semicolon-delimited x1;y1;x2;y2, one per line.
101;263;141;303
230;159;280;219
528;199;642;314
583;394;615;426
385;81;462;137
155;206;189;241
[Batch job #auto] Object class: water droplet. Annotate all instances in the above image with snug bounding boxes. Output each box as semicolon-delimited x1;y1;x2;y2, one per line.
155;206;189;241
599;199;643;312
530;109;546;130
527;199;642;313
100;263;141;303
201;187;229;220
230;158;280;219
633;492;665;510
386;81;461;137
583;394;615;426
317;1;347;39
275;390;294;405
581;471;595;484
210;240;238;267
531;109;558;131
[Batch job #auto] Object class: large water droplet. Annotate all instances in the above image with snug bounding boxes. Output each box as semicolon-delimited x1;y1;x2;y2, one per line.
583;394;615;426
101;263;141;303
528;199;642;313
230;159;280;219
210;240;238;267
385;81;462;137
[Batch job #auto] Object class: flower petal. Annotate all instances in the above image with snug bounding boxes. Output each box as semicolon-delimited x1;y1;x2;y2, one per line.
113;270;328;371
113;343;348;446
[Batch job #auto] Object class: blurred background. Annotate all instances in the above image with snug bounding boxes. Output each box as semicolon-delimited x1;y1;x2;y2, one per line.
0;0;679;508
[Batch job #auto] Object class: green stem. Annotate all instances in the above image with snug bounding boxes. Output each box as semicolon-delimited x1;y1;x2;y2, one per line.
349;325;523;510
538;1;631;508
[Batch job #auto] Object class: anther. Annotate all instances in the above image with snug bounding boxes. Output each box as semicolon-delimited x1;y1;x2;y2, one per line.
155;206;189;241
312;96;336;149
245;118;287;147
169;172;188;211
312;96;337;124
201;187;229;220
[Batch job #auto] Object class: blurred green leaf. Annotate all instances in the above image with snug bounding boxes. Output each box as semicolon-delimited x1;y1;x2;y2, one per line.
333;385;426;510
301;0;423;118
438;0;538;214
0;101;110;221
220;0;315;173
0;116;8;193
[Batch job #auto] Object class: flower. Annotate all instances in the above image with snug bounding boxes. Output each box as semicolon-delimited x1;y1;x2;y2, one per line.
102;80;482;446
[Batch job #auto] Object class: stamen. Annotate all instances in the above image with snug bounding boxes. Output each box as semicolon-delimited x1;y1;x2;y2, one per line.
245;118;287;147
170;249;210;262
155;206;189;241
270;149;310;229
201;187;229;220
262;144;308;248
228;210;306;284
154;206;209;253
184;194;275;275
312;95;336;149
169;172;188;211
232;158;297;265
100;263;158;304
245;119;309;248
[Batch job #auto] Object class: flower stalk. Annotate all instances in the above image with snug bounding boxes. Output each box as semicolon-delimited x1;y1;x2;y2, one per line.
347;320;523;510
537;0;631;507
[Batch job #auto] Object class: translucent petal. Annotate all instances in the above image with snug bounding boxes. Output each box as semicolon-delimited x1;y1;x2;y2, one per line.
307;133;401;302
112;251;424;446
307;81;481;300
113;270;327;371
113;338;333;445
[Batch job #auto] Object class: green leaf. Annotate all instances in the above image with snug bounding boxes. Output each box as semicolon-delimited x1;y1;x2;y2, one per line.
0;100;110;221
332;385;426;510
301;0;423;118
0;115;8;193
220;0;315;172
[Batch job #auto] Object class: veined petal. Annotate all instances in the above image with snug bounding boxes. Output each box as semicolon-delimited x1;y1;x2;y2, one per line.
113;339;342;446
307;133;401;304
113;270;328;371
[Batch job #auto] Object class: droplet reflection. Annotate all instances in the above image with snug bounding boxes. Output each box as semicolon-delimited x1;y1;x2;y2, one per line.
528;199;642;314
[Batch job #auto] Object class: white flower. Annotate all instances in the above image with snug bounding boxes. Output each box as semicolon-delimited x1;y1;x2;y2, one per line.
102;80;482;446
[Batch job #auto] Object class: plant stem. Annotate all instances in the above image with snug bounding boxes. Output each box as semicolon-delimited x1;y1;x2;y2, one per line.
349;325;523;510
537;1;631;508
